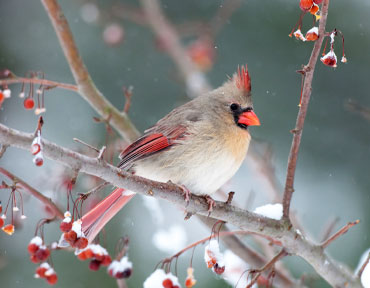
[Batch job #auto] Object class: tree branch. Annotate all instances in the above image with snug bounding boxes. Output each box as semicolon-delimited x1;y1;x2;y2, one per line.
282;0;330;219
198;215;297;287
0;123;361;287
0;167;64;219
139;0;212;98
41;0;140;143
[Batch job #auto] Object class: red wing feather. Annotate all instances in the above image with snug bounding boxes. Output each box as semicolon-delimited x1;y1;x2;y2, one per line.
118;126;186;169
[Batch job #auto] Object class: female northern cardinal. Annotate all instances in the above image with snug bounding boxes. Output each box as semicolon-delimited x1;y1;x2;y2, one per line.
81;65;260;242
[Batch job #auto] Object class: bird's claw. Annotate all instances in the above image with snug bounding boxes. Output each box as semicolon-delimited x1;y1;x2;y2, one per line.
205;195;216;215
180;184;191;205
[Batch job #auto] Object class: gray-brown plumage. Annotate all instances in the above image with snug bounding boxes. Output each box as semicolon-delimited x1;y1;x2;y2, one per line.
82;65;260;242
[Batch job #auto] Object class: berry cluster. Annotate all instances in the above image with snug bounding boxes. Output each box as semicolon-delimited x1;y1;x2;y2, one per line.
34;262;58;285
0;186;27;235
320;30;347;68
290;1;347;69
299;0;322;16
204;239;225;275
0;70;47;113
27;236;51;263
76;244;112;271
107;256;133;279
60;219;88;249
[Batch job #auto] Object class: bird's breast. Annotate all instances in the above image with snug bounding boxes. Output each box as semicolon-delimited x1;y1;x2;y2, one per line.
134;129;251;195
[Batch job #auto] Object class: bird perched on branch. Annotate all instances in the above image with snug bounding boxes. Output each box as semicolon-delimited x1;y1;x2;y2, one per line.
82;65;260;242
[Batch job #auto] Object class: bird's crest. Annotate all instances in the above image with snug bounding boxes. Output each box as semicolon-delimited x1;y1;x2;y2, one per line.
235;65;251;93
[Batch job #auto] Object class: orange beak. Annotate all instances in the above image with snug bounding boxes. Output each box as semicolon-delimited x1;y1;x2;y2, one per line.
238;110;261;126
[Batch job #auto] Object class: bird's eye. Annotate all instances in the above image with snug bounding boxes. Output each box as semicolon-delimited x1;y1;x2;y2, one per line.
230;103;239;111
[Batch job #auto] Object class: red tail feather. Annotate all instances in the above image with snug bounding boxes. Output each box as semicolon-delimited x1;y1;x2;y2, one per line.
81;188;135;243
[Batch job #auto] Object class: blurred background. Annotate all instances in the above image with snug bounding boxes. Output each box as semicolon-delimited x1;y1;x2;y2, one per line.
0;0;370;287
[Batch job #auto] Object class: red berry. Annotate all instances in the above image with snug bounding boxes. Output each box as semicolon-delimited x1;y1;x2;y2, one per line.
30;254;40;263
0;218;3;228
101;255;112;266
299;0;313;11
162;279;173;288
31;143;41;155
0;91;4;102
2;223;15;235
46;274;58;285
89;259;101;271
35;267;48;278
59;221;72;232
34;156;44;166
213;263;225;275
35;248;50;261
64;230;77;243
74;237;88;249
28;243;39;254
77;249;93;261
24;98;35;110
121;268;132;278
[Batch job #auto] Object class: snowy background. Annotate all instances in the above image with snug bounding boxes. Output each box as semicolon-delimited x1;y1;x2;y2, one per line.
1;0;370;287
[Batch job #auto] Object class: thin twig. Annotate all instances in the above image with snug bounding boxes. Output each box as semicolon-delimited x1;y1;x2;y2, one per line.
320;217;340;242
282;0;330;220
0;144;9;159
247;249;288;288
0;76;77;91
116;279;128;288
358;252;370;279
321;220;360;249
122;86;133;113
73;138;100;153
41;0;140;143
0;167;64;219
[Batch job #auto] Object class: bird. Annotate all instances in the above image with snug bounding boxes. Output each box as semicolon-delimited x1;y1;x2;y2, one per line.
81;65;260;242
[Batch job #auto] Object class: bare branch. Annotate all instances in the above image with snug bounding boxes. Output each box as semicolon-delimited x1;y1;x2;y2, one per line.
0;167;64;219
0;123;361;287
282;0;330;219
139;0;211;98
41;0;140;143
0;76;77;92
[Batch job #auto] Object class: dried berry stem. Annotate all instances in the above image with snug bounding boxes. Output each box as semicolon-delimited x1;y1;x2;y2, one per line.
0;168;63;219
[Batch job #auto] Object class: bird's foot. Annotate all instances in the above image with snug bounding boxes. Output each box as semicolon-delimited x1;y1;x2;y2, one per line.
179;184;191;205
204;195;216;215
